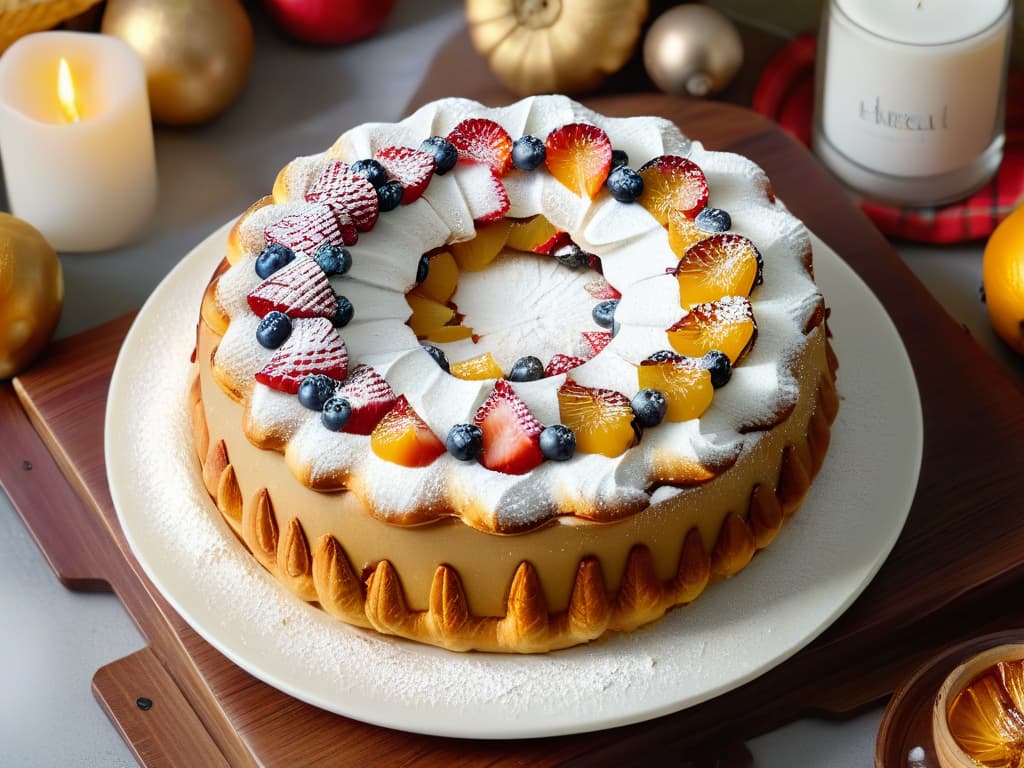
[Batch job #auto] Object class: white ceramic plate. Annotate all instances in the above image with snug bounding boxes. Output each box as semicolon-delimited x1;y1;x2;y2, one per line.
107;223;922;740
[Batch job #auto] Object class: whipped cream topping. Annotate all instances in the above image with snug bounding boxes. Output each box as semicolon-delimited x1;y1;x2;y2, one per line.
210;96;822;532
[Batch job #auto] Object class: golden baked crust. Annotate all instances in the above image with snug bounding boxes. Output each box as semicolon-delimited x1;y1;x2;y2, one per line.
191;309;837;652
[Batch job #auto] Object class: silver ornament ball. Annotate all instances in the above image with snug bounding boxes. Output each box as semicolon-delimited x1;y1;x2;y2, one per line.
644;4;744;97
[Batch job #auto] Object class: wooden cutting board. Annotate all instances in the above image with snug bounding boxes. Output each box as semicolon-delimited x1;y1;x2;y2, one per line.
4;89;1024;767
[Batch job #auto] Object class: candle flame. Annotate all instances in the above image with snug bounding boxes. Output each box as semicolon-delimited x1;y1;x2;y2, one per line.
57;58;80;123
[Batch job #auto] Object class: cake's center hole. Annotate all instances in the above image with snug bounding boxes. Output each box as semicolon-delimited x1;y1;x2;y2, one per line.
404;216;618;376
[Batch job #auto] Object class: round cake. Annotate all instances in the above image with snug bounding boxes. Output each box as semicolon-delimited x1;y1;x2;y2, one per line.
192;95;838;653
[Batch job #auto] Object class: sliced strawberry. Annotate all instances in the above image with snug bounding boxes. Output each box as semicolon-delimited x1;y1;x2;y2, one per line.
585;278;621;300
306;161;379;232
457;162;510;223
334;363;398;435
534;230;572;256
255;317;348;394
370;396;445;467
374;146;435;205
544;123;612;199
265;203;357;257
247;256;338;319
544;353;586;378
637;156;709;224
582;330;613;358
446;118;513;175
472;379;544;475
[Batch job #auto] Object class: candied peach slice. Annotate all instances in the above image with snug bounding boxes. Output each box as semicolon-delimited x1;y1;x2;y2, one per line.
370;396;445;467
426;325;474;343
675;233;763;308
667;297;757;363
413;251;458;303
667;211;707;258
557;379;637;458
637;356;714;422
947;661;1024;767
450;352;504;380
638;155;709;225
507;215;559;253
406;294;455;336
545;123;612;200
450;219;513;271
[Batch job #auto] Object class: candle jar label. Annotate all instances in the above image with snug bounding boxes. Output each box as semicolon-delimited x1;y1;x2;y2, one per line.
818;2;1010;179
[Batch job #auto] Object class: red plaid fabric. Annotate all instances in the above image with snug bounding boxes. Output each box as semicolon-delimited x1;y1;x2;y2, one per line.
752;34;1024;244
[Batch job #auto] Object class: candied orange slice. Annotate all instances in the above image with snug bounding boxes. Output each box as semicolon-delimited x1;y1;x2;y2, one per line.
450;219;513;271
507;215;559;253
425;325;474;343
668;211;707;258
450;351;504;380
638;155;709;225
557;379;637;457
637;356;714;422
412;251;458;303
675;233;763;308
370;396;445;467
667;297;756;363
406;294;454;336
947;660;1024;767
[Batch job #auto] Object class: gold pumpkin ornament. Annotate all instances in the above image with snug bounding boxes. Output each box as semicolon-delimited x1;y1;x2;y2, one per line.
101;0;253;126
466;0;649;96
0;213;63;379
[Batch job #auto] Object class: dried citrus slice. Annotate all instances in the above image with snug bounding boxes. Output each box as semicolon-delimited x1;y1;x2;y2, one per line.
674;233;763;308
666;297;756;363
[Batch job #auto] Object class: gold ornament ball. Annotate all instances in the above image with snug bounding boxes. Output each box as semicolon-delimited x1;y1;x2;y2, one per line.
644;4;743;98
102;0;254;126
0;214;63;379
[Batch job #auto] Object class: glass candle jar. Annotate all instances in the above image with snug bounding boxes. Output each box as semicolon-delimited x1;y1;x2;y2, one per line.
813;0;1013;207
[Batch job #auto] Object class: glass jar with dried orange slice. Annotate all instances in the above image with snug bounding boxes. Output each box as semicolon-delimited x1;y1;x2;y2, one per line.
982;204;1024;356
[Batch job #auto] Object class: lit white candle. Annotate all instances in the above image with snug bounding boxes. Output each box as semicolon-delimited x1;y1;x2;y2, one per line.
813;0;1013;206
0;31;157;252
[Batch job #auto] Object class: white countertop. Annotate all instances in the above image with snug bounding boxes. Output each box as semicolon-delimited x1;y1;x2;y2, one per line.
1;2;1021;765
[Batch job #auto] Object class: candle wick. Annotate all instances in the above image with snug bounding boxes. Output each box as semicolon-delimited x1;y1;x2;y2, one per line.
916;1;923;8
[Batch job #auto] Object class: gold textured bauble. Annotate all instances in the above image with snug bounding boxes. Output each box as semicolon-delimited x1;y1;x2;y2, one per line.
466;0;649;96
0;214;63;379
102;0;253;126
643;4;743;98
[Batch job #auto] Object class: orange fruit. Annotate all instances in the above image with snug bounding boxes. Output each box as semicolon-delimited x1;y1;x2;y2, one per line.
450;218;513;271
544;123;612;199
636;356;714;422
674;233;762;308
666;297;757;363
405;294;454;336
982;204;1024;355
412;250;458;303
370;396;445;467
557;379;637;457
450;352;504;380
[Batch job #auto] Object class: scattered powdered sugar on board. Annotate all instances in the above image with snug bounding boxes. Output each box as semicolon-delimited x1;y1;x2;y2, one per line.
107;192;920;739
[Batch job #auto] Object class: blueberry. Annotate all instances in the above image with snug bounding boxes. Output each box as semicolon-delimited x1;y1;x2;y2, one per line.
695;206;732;233
592;299;619;329
646;349;683;363
552;243;589;269
298;374;336;410
631;388;667;428
314;243;352;276
508;356;544;382
420;136;458;175
422;343;450;373
255;243;295;279
539;424;576;461
701;350;732;388
611;149;629;168
416;254;429;284
511;135;545;171
350;158;388;188
256;311;292;349
606;166;644;203
321;396;352;431
445;423;483;461
377;179;403;212
332;295;354;328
